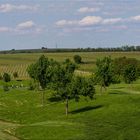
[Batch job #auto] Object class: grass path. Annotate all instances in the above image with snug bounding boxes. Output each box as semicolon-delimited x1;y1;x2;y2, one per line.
0;120;20;140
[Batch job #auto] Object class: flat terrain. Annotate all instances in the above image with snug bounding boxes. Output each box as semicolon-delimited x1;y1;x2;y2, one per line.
0;52;140;79
0;79;140;140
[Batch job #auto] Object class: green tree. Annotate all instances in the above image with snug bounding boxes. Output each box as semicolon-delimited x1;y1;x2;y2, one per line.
50;60;95;115
73;55;82;64
50;60;76;115
113;57;140;76
113;57;140;82
123;64;139;84
95;57;115;92
3;73;11;82
27;55;53;106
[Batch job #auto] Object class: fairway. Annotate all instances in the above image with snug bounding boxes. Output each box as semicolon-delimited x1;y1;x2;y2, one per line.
0;80;140;140
0;52;140;79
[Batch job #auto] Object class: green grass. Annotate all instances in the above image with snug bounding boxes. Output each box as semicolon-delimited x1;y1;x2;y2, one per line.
0;80;140;140
0;52;140;79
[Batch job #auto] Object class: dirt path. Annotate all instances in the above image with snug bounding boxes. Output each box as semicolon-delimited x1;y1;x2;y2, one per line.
0;120;20;140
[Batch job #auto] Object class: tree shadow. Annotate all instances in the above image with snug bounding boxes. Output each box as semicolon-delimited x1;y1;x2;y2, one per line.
82;61;95;64
48;96;62;102
70;105;103;114
109;90;127;95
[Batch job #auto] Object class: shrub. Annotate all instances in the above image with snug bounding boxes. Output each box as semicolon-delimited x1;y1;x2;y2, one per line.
13;72;18;79
3;73;11;82
73;55;82;64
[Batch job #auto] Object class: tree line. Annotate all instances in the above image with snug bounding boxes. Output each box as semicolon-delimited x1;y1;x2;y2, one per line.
1;45;140;54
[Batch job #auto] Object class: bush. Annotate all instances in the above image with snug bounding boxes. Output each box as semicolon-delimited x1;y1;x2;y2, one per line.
3;73;11;82
28;81;37;90
13;72;18;79
3;84;9;92
73;55;82;64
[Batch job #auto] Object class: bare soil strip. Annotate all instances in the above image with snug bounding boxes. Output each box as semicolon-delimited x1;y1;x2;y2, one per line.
0;120;20;140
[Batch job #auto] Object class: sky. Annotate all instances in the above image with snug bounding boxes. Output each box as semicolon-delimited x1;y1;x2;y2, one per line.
0;0;140;50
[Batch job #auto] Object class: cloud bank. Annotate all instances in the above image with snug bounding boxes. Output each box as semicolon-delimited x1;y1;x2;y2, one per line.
0;3;39;13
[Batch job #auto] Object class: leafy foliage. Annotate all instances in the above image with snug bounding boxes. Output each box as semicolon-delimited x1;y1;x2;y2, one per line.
50;60;95;115
123;64;139;84
113;57;140;83
27;55;55;90
95;56;115;89
70;76;95;101
73;55;82;64
27;55;57;106
3;73;11;82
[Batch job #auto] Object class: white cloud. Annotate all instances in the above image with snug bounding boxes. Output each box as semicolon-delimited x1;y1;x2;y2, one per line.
0;3;39;13
78;7;100;13
56;16;127;28
0;27;12;32
56;20;77;27
56;16;103;27
130;15;140;21
17;21;36;29
0;21;45;35
79;16;102;26
102;18;122;24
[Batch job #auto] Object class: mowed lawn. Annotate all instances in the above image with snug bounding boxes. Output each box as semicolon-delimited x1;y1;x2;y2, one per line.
0;80;140;140
0;52;140;79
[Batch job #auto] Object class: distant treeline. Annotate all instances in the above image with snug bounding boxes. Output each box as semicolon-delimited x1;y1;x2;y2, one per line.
1;45;140;54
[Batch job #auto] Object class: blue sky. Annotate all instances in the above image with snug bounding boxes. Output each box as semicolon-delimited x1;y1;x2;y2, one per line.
0;0;140;50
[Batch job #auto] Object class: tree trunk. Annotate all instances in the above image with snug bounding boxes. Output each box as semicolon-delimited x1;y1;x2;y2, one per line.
100;86;103;94
42;90;45;106
65;97;69;116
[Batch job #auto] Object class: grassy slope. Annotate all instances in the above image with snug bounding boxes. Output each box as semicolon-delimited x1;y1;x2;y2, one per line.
0;80;140;140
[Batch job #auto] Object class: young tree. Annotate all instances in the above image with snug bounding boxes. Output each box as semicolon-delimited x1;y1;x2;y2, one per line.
95;57;115;92
27;55;53;106
50;60;76;115
73;55;82;64
123;64;139;84
3;73;11;82
50;60;95;115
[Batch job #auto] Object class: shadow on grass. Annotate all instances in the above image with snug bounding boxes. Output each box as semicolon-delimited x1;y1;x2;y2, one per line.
70;105;103;114
82;61;95;64
48;96;62;102
109;90;128;95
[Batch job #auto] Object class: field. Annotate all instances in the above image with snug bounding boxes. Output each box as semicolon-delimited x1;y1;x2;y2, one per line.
0;52;140;79
0;52;140;140
0;80;140;140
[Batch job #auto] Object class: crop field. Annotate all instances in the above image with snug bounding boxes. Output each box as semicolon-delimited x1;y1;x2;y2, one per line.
0;52;140;79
